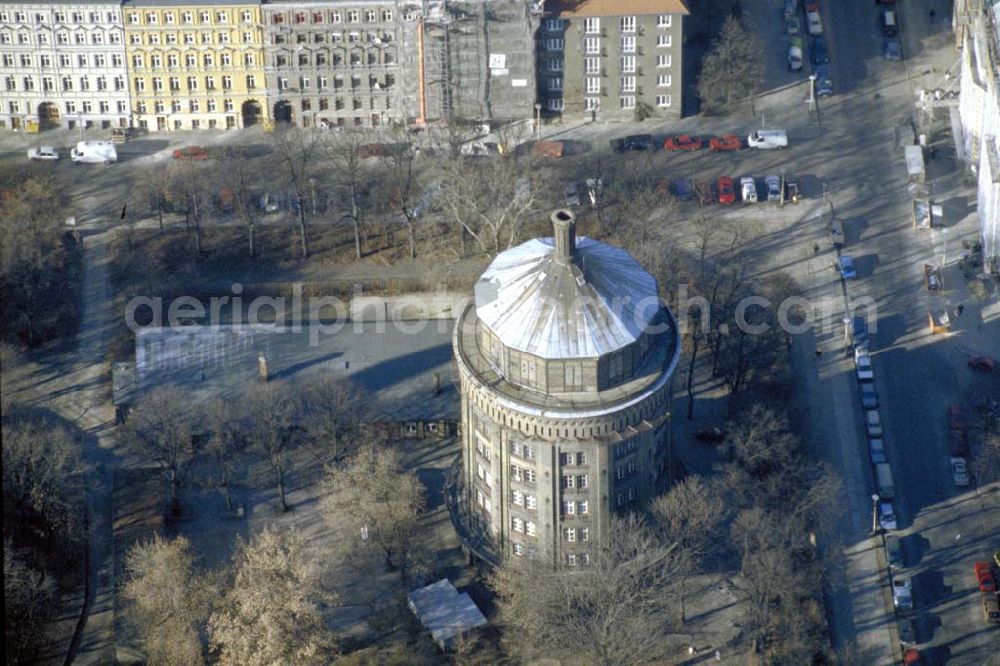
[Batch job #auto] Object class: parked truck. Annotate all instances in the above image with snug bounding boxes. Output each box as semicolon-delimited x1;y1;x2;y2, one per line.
876;462;895;499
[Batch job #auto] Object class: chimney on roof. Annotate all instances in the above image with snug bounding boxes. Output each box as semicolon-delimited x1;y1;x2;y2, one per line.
551;209;576;263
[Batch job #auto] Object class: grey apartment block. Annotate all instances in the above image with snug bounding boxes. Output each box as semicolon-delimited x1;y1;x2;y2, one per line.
538;0;688;121
453;210;681;566
261;0;403;129
0;0;130;131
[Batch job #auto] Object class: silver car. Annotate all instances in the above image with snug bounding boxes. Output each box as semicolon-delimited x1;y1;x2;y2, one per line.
27;146;60;161
765;175;782;201
564;183;581;207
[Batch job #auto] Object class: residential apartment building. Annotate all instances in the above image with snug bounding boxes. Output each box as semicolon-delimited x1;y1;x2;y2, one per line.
0;0;130;130
537;0;688;121
260;0;402;129
954;0;1000;272
122;0;268;131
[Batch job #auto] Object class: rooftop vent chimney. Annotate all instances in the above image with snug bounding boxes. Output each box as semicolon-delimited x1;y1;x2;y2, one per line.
551;209;576;263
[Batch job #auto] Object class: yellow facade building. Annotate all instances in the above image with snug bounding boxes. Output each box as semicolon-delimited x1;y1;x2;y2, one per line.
122;0;267;131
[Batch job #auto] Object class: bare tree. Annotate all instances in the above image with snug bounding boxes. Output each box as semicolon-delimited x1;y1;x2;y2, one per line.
489;514;683;665
4;540;56;664
296;376;370;463
164;162;211;255
649;475;727;623
204;399;246;513
208;527;336;665
122;535;209;665
119;386;193;517
379;136;423;260
240;382;296;512
697;17;765;114
437;153;537;258
133;169;172;233
272;127;322;258
213;147;264;257
320;437;426;580
321;129;375;260
2;414;88;547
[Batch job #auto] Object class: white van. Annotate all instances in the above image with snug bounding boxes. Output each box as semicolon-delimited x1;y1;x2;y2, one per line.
71;140;117;164
748;129;788;149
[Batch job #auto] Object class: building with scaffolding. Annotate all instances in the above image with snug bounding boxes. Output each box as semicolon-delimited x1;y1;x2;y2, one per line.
953;0;1000;272
399;0;537;126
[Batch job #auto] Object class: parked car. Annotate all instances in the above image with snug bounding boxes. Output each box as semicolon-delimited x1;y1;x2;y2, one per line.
869;438;887;464
709;134;743;151
856;350;874;381
784;178;800;203
259;192;284;213
717;176;736;204
786;16;800;35
866;410;883;438
881;6;899;36
564;183;581;207
783;0;798;19
974;562;997;592
27;146;60;161
839;255;857;279
951;456;971;486
948;429;969;456
893;577;913;610
898;618;916;645
984;593;1000;624
664;135;703;151
807;10;823;35
531;140;564;158
815;65;834;96
670;178;696;201
904;648;923;665
861;382;879;409
884;37;903;60
812;36;829;65
765;175;782;201
172;146;209;160
740;177;757;203
789;37;805;71
830;218;845;247
695;427;726;443
879;501;898;531
615;134;653;151
968;356;996;373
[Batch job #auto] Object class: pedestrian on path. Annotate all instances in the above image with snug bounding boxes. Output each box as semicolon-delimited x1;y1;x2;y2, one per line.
957;303;964;316
815;348;823;358
929;8;936;22
813;243;820;255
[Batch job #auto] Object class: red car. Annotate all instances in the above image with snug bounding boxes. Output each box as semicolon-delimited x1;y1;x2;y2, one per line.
172;146;209;160
974;562;997;592
716;177;736;204
664;135;703;151
968;356;996;372
709;134;743;151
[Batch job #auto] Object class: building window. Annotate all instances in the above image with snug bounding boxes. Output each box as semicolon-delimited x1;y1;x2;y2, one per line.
584;17;600;34
657;14;672;28
620;16;636;33
182;11;192;24
187;76;198;91
620;76;636;93
546;98;564;112
382;9;393;21
365;9;377;22
222;76;232;90
585;78;600;94
513;542;524;556
347;9;360;23
525;494;537;510
582;57;599;75
656;95;672;108
164;12;174;24
546;78;562;91
200;10;210;23
657;34;672;47
657;74;672;87
620;36;635;53
512;490;524;506
584;37;599;55
580;527;590;541
561;475;575;489
564;528;576;542
544;38;564;51
513;517;524;533
584;97;599;111
562;499;575;515
621;56;635;73
578;500;589;514
566;553;577;566
544;18;563;32
526;522;536;537
546;58;564;73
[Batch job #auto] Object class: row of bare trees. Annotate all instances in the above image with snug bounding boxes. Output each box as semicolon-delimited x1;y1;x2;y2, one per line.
127;124;552;265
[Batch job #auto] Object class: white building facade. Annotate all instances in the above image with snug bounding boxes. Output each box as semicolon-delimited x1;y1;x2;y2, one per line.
955;0;1000;271
0;0;131;130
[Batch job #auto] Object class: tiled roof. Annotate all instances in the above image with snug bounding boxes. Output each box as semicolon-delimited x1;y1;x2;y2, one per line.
546;0;690;18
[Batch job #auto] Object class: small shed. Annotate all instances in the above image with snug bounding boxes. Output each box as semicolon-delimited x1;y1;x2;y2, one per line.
407;579;487;651
904;145;925;183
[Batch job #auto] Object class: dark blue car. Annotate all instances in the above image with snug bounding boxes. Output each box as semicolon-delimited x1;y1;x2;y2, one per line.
815;65;833;97
812;36;829;65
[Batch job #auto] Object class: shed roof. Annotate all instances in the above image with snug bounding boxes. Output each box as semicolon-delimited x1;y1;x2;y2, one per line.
407;579;487;650
474;235;660;360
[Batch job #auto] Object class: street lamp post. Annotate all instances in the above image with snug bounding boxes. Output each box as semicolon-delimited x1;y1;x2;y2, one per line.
534;103;542;140
77;113;84;141
871;494;881;533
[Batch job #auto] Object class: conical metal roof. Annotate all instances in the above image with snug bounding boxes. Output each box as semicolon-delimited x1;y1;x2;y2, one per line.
474;215;660;360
